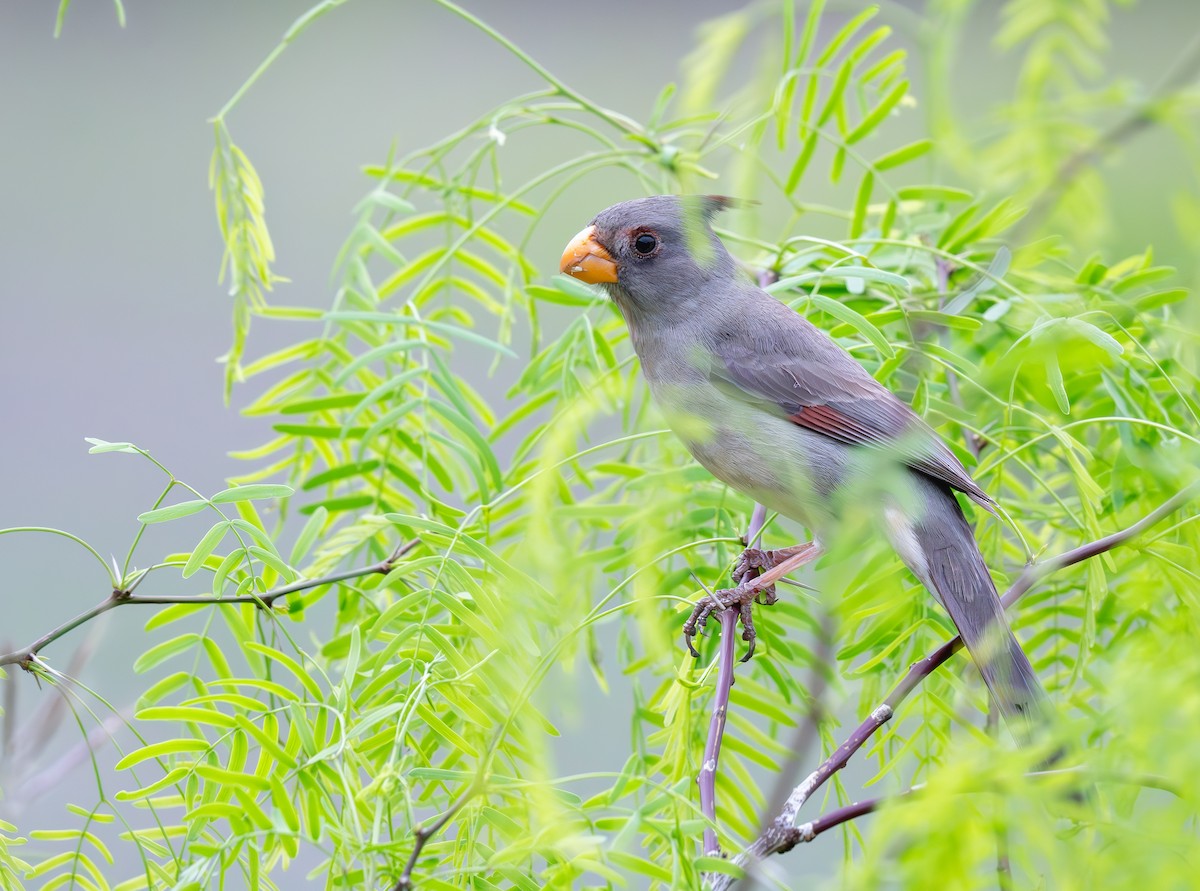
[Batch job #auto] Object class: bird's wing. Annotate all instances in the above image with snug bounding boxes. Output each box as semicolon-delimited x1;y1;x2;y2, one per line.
708;306;993;507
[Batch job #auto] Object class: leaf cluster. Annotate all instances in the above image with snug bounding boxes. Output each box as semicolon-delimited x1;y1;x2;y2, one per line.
5;2;1199;890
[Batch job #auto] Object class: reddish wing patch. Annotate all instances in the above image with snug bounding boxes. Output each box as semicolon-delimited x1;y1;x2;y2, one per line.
788;404;889;447
788;403;994;507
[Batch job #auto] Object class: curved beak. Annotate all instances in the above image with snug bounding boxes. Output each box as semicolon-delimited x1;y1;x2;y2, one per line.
559;225;618;284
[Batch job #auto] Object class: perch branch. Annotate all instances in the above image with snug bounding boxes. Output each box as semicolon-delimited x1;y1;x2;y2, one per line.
728;764;1185;864
711;482;1198;888
698;504;770;857
730;613;835;891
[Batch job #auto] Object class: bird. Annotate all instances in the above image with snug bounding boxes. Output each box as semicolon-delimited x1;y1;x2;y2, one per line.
558;194;1050;740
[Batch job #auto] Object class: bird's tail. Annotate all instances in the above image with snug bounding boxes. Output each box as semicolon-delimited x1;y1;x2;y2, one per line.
905;482;1050;743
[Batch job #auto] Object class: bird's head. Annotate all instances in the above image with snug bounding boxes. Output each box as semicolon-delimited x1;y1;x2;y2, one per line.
559;195;738;317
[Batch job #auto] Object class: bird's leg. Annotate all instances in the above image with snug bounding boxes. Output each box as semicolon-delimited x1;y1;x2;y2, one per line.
684;541;823;662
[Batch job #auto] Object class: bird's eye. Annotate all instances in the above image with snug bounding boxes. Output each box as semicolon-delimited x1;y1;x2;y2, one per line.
633;232;659;256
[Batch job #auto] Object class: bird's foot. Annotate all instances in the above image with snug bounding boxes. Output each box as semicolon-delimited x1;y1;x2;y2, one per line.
733;542;821;587
683;541;822;663
732;547;781;586
683;577;772;663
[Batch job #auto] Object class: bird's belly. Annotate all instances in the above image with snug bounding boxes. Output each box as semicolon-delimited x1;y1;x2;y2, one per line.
655;386;841;532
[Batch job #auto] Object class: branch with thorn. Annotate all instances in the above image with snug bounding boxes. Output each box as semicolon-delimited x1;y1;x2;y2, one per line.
700;482;1197;889
697;501;770;857
0;539;421;671
739;765;1182;858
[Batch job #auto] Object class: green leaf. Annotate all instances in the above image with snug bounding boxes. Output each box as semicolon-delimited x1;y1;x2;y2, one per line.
807;292;896;358
254;305;325;320
289;506;328;565
830;145;846;183
696;856;745;877
138;500;209;524
324;312;518;358
133;633;202;673
846;80;908;145
785;132;820;194
607;851;673;882
897;185;973;203
84;437;140;454
816;58;852;127
136;705;237;729
276;394;363;415
880;198;897;237
1063;317;1123;358
861;48;905;83
429;400;503;491
814;5;877;66
873;138;933;170
274;423;367;439
850;172;873;238
300;495;376;515
361;190;415;215
244;642;324;700
551;273;609;303
183;522;230;579
115;738;213;770
904;310;982;330
794;0;825;67
1135;288;1188;310
210;484;294;504
1111;266;1175;294
770;267;910;294
249;545;297;580
211;549;244;599
1044;356;1071;414
525;284;601;307
136;671;193;709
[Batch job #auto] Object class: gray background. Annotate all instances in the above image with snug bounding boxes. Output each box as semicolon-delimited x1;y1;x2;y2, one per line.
2;0;1197;884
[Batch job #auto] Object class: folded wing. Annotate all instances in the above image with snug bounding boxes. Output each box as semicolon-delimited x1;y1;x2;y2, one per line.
708;301;993;508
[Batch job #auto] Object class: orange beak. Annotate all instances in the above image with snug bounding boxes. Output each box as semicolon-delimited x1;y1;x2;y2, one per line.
559;225;618;284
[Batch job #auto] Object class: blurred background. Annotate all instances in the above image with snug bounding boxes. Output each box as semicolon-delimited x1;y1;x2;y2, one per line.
2;0;1198;881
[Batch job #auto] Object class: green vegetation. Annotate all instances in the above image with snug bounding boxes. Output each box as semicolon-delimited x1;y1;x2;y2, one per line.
4;1;1198;889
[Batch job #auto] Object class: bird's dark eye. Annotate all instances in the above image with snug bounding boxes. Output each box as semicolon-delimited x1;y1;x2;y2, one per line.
633;232;658;256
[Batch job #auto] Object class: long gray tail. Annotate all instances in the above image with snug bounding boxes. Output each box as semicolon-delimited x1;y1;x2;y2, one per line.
906;481;1050;742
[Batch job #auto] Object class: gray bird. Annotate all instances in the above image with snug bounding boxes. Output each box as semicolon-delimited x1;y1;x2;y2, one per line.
558;194;1049;738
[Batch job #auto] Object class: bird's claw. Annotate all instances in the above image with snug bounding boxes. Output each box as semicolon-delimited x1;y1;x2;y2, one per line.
732;546;777;586
682;576;774;662
684;542;820;661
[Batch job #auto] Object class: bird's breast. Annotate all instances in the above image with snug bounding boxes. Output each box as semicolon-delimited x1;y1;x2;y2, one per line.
646;376;836;530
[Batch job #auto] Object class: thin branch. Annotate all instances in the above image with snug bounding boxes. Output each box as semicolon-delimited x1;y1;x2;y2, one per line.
730;612;835;891
714;482;1198;887
428;0;644;138
0;539;421;670
392;784;478;891
1014;32;1200;240
0;527;118;585
736;764;1187;860
1002;482;1199;604
699;504;770;857
743;503;769;550
700;609;739;857
17;623;101;766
